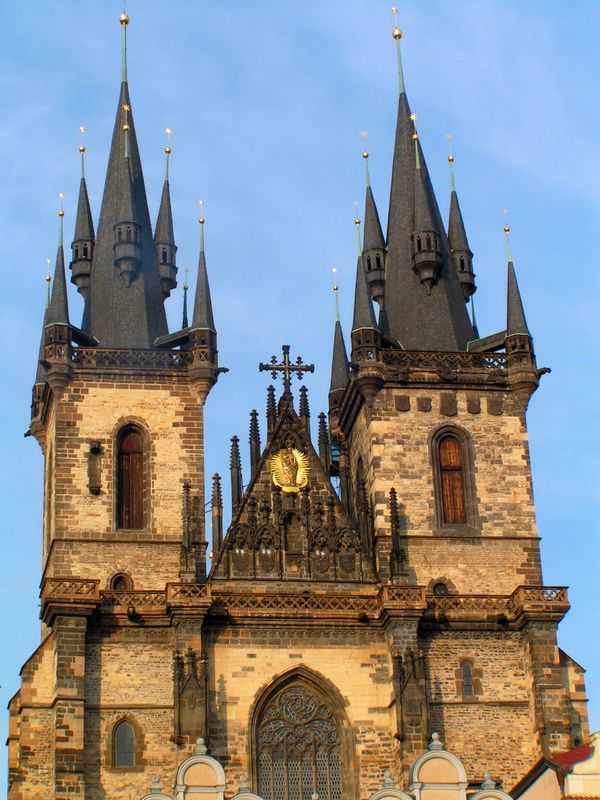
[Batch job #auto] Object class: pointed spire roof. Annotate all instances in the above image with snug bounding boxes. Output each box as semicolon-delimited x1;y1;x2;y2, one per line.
330;319;349;393
363;185;386;253
46;212;70;326
352;255;377;333
154;169;175;247
191;217;216;332
447;188;471;256
505;230;531;338
73;166;94;244
383;25;474;351
81;13;167;348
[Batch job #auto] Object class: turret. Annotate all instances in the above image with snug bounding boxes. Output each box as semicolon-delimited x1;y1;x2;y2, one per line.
503;224;542;409
154;133;178;298
361;149;386;308
44;203;72;397
446;142;475;300
113;105;142;287
188;206;219;396
70;132;95;298
411;128;444;295
328;284;349;420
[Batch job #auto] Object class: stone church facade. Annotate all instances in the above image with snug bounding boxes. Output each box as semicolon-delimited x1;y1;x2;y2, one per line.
7;11;588;800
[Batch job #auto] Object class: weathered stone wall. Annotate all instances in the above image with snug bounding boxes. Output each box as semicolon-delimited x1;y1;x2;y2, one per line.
349;387;542;591
42;370;205;587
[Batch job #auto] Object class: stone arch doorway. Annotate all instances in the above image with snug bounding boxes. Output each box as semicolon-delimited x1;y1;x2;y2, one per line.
249;666;357;800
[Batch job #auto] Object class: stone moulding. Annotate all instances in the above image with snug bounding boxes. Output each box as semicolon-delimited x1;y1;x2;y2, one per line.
71;347;193;370
39;579;569;625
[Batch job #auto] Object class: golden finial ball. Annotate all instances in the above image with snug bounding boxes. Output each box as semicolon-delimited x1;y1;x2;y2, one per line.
165;146;172;155
362;150;369;159
199;217;205;225
123;123;130;132
392;26;402;40
79;144;86;154
58;209;65;217
504;225;510;234
448;154;454;163
45;274;51;283
120;13;129;25
333;283;339;292
354;217;361;226
412;132;418;141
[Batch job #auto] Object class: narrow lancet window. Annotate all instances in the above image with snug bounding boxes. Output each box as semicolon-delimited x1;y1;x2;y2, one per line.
438;435;467;524
113;720;135;767
461;661;474;697
117;426;144;530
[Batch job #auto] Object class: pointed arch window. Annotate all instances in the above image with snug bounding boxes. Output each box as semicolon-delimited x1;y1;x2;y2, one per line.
113;720;135;767
252;673;356;800
431;427;478;532
438;435;466;524
117;425;146;530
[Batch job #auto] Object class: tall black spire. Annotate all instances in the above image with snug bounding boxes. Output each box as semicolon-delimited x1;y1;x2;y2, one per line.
383;20;474;351
82;12;168;348
154;136;178;298
70;133;95;299
446;144;475;301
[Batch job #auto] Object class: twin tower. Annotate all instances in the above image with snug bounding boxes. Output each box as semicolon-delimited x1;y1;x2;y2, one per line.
9;11;587;800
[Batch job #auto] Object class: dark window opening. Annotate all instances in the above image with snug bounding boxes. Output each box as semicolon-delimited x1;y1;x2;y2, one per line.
126;226;131;242
366;255;372;271
161;248;167;264
118;228;122;242
439;435;467;524
433;582;449;596
82;243;88;258
426;234;432;249
117;426;144;530
416;236;422;252
111;574;131;592
459;256;465;272
461;661;474;697
113;721;135;768
375;253;382;270
74;245;79;259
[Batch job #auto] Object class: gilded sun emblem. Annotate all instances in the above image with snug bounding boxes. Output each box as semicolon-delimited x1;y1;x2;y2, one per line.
270;447;310;493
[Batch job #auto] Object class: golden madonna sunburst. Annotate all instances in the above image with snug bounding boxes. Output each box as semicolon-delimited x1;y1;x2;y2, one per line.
270;447;310;493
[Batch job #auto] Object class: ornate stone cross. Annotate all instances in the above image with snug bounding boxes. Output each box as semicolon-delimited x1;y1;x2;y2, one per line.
259;345;314;395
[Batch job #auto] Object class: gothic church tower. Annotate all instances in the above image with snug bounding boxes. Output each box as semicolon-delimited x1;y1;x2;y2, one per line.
8;11;587;800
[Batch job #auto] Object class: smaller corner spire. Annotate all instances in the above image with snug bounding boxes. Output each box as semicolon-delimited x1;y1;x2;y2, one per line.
47;198;70;326
391;7;406;95
447;136;475;301
351;253;377;334
120;5;129;83
504;217;531;338
230;435;243;516
249;410;261;478
155;128;178;298
191;201;216;332
71;131;95;298
266;385;277;440
360;139;386;309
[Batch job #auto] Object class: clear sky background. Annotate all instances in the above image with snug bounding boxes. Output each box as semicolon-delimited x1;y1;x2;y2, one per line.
0;1;598;792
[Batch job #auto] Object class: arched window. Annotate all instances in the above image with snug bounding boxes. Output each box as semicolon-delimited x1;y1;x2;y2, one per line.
459;256;466;272
433;581;449;597
366;255;372;271
375;253;382;270
256;683;344;800
117;426;145;530
461;661;474;697
113;720;135;767
161;248;167;264
438;434;467;524
110;574;132;592
431;427;478;531
426;234;432;249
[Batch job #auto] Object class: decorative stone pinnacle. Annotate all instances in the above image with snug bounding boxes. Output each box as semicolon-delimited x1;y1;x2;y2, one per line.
481;772;495;789
429;731;444;750
195;736;207;755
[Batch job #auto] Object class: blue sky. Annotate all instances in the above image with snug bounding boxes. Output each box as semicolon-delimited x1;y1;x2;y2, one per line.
0;1;598;790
